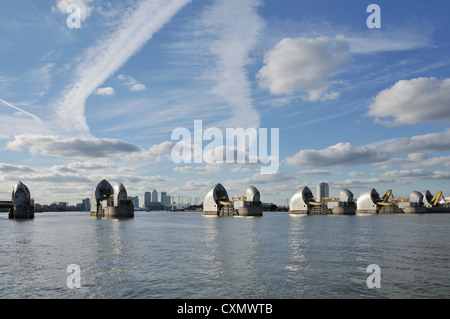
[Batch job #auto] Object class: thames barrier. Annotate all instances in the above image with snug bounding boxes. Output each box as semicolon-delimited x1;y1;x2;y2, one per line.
1;181;449;218
288;185;449;215
0;181;35;219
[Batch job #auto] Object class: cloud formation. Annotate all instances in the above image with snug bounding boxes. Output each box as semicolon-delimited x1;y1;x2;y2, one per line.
0;98;42;123
285;142;390;167
117;74;146;92
381;129;450;153
257;35;350;101
53;0;95;22
198;0;264;128
94;87;115;96
6;134;140;159
368;77;450;126
0;163;35;173
55;0;191;134
174;165;221;175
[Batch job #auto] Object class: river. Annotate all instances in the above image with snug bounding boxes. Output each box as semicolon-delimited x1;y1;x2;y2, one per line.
0;211;448;299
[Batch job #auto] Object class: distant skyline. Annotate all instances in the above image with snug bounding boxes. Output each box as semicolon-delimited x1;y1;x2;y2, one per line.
1;0;449;205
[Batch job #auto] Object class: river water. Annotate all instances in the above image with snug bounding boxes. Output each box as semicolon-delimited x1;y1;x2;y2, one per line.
0;211;448;299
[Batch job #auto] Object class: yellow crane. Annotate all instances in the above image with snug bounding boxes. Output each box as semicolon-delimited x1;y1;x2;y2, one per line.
391;197;408;203
375;189;394;206
321;197;339;202
431;191;446;207
380;189;393;202
378;189;409;205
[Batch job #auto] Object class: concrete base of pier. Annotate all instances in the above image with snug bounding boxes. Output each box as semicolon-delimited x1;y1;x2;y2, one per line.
331;206;356;215
203;211;220;216
425;207;450;213
238;206;263;216
9;205;35;219
356;209;378;214
91;206;134;218
378;205;403;214
289;210;308;215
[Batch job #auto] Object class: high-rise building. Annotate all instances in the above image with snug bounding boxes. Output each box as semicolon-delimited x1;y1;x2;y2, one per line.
152;189;158;203
128;196;139;208
82;198;90;211
144;192;151;209
161;191;167;207
317;182;329;202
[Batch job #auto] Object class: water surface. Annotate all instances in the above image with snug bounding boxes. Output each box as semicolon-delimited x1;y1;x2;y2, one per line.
0;211;448;299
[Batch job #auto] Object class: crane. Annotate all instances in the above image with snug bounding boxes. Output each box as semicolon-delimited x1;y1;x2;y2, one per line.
321;197;339;202
378;189;410;205
380;189;393;203
431;191;446;207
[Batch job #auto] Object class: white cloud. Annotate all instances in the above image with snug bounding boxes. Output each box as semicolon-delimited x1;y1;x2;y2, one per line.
53;0;95;22
226;172;295;186
378;169;450;181
347;33;429;54
94;87;115;95
348;171;366;177
6;134;140;159
173;165;221;175
368;77;450;126
382;129;450;153
197;0;264;129
29;63;54;97
0;98;42;123
257;35;350;101
285;142;390;167
68;161;116;171
0;163;35;173
117;75;146;91
294;169;331;177
376;154;450;170
126;141;174;162
170;179;215;195
231;167;253;173
55;0;192;134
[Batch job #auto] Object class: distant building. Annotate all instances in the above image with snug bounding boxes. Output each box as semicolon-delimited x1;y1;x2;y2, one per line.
82;198;90;211
148;202;162;211
152;190;158;203
317;182;329;202
144;192;152;209
161;191;167;207
128;196;139;209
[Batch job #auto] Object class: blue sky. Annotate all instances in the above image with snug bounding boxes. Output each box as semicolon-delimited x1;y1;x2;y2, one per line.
0;0;449;206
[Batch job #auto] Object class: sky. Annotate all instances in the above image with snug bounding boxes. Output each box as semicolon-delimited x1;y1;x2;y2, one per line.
0;0;449;206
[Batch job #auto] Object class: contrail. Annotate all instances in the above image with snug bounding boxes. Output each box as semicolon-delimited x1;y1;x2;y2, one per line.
56;0;192;133
0;98;42;123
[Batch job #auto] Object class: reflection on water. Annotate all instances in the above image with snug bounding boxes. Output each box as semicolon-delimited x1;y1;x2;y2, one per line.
0;211;449;298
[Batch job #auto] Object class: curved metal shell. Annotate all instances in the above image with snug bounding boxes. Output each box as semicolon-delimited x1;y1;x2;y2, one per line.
357;189;380;210
203;183;229;213
289;186;314;210
12;181;31;204
113;183;128;206
339;189;354;203
410;191;424;204
12;181;31;198
91;179;114;207
421;190;433;207
246;186;260;202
